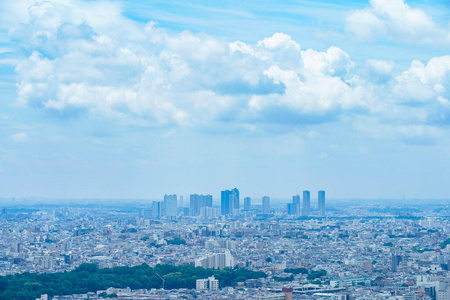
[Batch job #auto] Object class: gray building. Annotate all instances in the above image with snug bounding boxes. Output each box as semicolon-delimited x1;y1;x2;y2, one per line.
152;201;164;218
262;196;270;214
293;195;300;216
190;194;212;216
164;194;177;217
303;190;310;216
318;190;325;217
221;188;239;215
244;197;251;211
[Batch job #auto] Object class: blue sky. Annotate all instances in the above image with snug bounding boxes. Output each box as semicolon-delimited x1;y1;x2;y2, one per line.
0;0;450;200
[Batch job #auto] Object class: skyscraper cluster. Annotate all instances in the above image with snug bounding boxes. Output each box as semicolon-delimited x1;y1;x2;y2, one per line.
190;194;213;216
151;188;325;218
287;190;326;217
221;188;239;215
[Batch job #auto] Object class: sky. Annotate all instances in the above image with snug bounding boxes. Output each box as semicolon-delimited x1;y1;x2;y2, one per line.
0;0;450;200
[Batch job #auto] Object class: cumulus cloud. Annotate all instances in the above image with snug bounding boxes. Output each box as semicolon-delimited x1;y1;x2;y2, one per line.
9;0;371;128
345;0;450;46
6;0;450;145
393;56;450;103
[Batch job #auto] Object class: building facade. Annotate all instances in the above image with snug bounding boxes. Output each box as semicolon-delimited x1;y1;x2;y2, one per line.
262;196;270;214
318;190;325;217
244;197;251;211
303;190;310;216
164;194;177;217
221;189;239;215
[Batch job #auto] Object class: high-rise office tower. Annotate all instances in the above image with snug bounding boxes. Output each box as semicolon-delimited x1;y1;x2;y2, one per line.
318;190;325;217
292;195;300;216
190;194;213;216
303;190;310;216
262;196;270;214
190;194;200;216
221;190;232;215
391;255;402;272
221;189;239;215
179;195;184;208
232;188;240;210
164;194;177;217
287;203;297;215
244;197;251;211
152;201;164;218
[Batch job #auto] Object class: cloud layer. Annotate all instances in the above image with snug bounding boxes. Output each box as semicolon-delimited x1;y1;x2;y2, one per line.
7;0;450;144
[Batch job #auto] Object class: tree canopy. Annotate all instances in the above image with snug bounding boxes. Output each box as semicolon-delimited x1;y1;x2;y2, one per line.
0;263;267;300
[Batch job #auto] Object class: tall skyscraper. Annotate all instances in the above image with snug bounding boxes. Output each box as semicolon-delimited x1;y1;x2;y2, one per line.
303;190;310;216
152;201;164;218
287;203;297;215
391;255;402;272
232;188;240;210
221;188;239;215
262;196;270;214
164;194;177;217
292;195;300;216
318;190;325;217
244;197;251;211
190;194;213;216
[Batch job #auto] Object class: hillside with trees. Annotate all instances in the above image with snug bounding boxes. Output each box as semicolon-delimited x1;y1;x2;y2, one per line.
0;263;267;300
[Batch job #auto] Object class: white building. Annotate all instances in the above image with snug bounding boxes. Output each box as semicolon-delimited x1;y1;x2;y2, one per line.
195;250;235;269
164;194;177;217
196;276;219;291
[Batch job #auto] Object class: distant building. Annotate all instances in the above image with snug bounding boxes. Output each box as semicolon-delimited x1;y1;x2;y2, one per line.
200;206;215;218
245;279;263;288
292;195;300;216
182;207;189;216
363;261;373;272
244;197;251;211
195;250;235;269
221;188;239;215
164;194;177;217
12;242;20;253
152;201;164;218
392;255;402;272
318;190;325;217
232;188;239;210
303;190;310;216
196;276;219;291
190;194;213;216
330;276;371;287
262;196;270;214
255;294;285;300
287;203;297;215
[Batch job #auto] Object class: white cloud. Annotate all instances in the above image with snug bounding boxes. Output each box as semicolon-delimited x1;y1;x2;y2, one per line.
393;56;450;103
11;133;28;142
257;32;301;51
6;0;450;144
10;1;370;128
345;0;450;46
